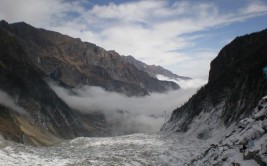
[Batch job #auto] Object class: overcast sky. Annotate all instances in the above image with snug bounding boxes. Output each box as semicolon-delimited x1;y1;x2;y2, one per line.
1;0;267;77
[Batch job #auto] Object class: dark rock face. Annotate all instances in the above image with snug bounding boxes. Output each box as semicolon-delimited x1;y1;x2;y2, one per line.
122;55;191;80
162;29;267;132
0;20;179;96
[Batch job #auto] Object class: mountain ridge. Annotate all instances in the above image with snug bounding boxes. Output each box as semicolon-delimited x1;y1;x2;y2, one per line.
122;55;191;80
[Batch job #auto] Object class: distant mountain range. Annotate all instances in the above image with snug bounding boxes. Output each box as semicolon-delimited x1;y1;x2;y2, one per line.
122;55;191;80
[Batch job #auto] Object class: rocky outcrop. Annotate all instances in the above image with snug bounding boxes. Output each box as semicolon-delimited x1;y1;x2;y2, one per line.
162;29;267;132
122;55;191;80
0;20;179;96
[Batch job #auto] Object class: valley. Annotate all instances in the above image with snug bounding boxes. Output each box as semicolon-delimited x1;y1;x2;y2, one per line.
0;1;267;165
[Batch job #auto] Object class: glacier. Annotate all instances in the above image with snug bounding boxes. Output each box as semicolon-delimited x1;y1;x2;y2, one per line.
0;133;209;166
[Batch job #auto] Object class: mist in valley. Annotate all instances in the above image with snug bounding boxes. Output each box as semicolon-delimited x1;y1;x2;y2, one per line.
49;78;207;134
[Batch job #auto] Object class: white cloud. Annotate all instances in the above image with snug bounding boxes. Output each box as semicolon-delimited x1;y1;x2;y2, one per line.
157;75;208;89
49;83;196;115
48;82;200;134
0;89;27;115
0;0;84;27
242;0;267;15
1;0;267;77
89;1;164;22
169;50;218;77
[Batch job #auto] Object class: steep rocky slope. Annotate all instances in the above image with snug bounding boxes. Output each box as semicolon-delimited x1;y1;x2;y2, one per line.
122;55;191;80
0;20;179;96
162;29;267;134
0;106;23;143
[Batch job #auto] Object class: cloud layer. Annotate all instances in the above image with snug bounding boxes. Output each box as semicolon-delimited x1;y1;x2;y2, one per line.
49;80;205;134
157;75;208;89
1;0;267;77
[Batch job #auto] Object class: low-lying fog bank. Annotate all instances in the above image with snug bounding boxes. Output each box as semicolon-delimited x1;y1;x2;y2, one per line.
49;77;207;135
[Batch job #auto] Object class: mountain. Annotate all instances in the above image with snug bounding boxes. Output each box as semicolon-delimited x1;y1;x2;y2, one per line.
0;20;181;145
122;55;191;80
0;20;179;96
162;29;267;164
162;29;267;133
0;24;111;145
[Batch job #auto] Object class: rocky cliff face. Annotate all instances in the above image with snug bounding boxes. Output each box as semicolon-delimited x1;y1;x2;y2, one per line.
0;21;179;96
162;29;267;134
122;55;191;80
